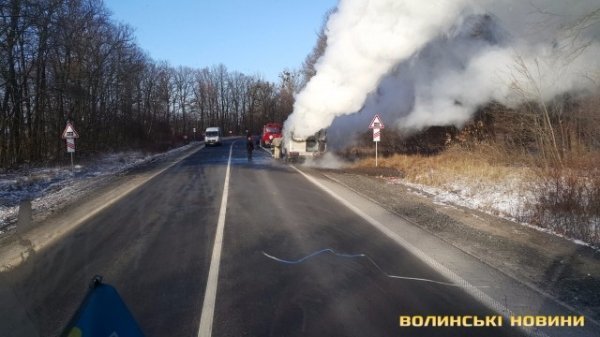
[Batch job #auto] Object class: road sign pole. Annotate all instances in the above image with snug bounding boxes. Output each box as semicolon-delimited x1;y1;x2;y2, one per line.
373;128;380;167
62;121;79;170
368;114;384;168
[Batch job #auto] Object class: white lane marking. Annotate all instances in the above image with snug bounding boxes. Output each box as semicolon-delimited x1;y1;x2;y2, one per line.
290;165;548;337
198;143;234;337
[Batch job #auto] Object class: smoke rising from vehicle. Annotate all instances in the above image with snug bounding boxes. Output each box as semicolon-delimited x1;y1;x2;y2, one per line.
284;0;600;146
302;152;347;169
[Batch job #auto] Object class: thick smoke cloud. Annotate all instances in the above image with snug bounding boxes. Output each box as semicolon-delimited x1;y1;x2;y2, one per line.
285;0;600;148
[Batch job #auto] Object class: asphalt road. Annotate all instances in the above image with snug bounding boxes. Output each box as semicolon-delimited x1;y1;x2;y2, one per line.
0;138;524;337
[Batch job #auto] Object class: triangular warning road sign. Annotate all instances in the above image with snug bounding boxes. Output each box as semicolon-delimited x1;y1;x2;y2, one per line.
61;122;80;139
368;114;385;129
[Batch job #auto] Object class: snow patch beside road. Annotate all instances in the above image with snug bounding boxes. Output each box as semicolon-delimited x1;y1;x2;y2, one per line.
387;176;599;251
390;174;533;219
0;143;196;233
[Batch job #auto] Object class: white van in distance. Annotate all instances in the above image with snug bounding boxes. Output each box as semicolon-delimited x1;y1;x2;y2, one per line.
204;127;221;146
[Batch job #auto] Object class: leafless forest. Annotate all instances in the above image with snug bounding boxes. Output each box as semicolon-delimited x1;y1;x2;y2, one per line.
0;0;301;167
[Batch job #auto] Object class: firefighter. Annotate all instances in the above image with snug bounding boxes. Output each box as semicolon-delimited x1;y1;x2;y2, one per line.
271;136;282;159
246;132;254;160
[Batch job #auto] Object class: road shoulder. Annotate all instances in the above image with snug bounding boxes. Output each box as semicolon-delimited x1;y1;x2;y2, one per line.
0;143;204;272
296;166;599;337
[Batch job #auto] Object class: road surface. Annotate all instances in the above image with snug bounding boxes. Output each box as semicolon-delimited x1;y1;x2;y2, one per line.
0;138;529;336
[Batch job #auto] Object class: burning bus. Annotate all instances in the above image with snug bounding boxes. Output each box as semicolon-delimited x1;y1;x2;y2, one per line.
281;129;327;162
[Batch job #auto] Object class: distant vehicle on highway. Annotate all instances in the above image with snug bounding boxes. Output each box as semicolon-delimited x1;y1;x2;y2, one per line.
260;123;282;147
282;129;326;162
204;127;222;146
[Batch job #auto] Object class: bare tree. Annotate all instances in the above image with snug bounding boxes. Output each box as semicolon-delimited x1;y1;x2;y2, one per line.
0;0;302;167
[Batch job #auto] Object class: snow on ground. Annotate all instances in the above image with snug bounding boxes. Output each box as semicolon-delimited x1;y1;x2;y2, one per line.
0;143;196;234
389;173;535;220
386;175;599;250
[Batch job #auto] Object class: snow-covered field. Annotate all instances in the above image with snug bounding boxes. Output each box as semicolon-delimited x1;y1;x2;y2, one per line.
0;143;196;234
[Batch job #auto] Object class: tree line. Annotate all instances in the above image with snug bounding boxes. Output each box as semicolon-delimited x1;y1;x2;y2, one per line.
0;0;301;168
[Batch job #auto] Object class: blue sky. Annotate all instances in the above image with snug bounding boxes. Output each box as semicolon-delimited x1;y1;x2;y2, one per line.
103;0;337;82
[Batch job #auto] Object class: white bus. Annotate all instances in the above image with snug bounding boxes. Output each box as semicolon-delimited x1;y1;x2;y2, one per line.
281;129;326;161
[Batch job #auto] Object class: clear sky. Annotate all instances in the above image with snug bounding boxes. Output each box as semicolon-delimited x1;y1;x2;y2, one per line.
103;0;337;82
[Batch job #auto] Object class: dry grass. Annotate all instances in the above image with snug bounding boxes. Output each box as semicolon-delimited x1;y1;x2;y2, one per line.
353;144;534;187
531;159;600;245
353;144;600;246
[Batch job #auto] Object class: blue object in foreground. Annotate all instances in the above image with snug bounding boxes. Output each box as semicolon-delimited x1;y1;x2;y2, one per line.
62;276;145;337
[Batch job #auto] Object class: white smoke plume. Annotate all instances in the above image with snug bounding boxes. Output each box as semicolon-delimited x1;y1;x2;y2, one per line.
284;0;600;146
302;152;348;169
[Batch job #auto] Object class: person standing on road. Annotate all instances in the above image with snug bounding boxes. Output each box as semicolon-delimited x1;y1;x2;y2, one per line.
246;132;254;160
272;136;282;159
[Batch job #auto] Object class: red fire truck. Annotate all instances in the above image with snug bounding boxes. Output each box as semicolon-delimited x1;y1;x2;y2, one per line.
260;123;282;147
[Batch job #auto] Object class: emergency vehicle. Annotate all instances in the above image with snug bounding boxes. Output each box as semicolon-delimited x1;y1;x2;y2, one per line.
260;123;282;147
